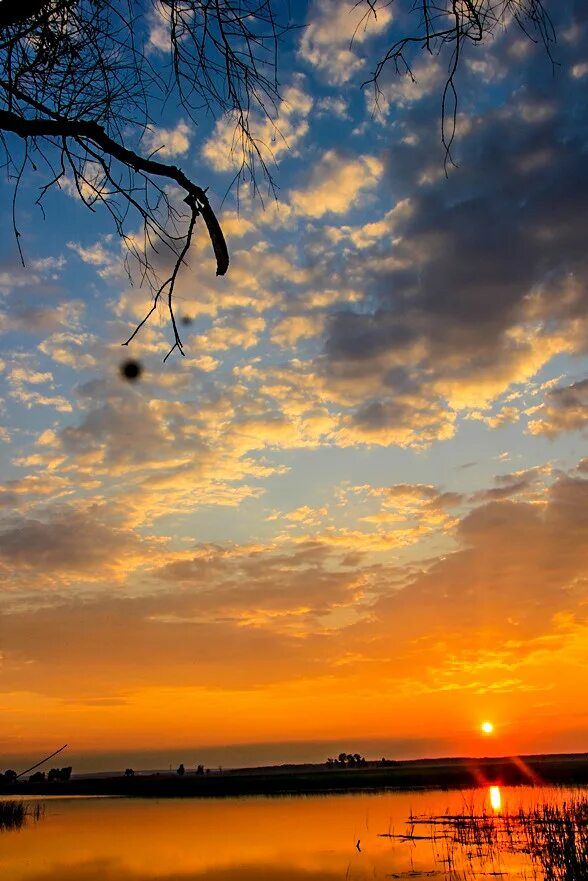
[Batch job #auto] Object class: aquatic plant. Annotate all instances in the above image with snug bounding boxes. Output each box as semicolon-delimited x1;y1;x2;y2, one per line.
385;795;588;880
0;799;43;831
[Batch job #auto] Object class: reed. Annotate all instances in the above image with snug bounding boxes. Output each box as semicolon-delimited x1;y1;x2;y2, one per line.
0;799;43;831
388;796;588;880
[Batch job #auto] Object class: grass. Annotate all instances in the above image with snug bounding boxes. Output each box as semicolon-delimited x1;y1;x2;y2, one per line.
387;796;588;880
522;799;588;880
0;799;43;831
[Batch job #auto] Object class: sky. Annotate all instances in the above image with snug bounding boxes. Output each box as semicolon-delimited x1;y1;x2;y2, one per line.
1;0;588;773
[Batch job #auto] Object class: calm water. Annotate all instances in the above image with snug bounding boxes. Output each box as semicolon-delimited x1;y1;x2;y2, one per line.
1;785;586;880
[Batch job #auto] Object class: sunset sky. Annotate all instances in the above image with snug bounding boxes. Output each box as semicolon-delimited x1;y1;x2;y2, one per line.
1;0;587;773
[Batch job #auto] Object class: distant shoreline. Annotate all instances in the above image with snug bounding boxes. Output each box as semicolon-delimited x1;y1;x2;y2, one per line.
3;751;588;799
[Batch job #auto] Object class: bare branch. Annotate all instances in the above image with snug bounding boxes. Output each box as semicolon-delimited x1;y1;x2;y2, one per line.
361;0;556;166
0;0;287;356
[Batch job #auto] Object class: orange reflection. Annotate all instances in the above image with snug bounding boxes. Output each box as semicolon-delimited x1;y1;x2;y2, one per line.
489;785;502;812
0;787;574;881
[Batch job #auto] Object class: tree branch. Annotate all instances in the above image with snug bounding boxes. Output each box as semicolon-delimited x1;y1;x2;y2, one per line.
0;0;51;30
0;107;229;276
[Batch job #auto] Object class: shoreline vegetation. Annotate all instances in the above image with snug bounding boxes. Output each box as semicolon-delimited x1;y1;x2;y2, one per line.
393;798;588;880
2;751;588;799
0;800;43;831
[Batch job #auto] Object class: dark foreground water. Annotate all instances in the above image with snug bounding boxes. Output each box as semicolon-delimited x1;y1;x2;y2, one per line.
1;785;586;880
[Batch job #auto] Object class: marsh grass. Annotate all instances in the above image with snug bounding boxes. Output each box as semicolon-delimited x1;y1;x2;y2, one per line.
385;796;588;879
0;799;43;831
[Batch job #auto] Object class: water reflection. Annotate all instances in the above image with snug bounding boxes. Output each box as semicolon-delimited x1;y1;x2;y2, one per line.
489;784;502;812
0;787;585;881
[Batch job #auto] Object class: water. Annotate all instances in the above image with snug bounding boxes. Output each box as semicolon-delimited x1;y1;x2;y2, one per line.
1;786;586;880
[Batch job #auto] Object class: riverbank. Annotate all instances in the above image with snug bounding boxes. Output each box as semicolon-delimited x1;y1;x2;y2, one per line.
3;751;588;798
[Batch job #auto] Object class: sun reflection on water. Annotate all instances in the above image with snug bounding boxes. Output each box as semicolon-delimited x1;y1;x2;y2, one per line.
489;785;502;812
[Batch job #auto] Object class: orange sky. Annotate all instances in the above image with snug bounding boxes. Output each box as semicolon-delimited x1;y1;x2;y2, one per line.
1;1;588;773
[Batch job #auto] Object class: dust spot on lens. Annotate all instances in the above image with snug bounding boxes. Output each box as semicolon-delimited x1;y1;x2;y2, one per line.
120;359;142;381
181;315;193;326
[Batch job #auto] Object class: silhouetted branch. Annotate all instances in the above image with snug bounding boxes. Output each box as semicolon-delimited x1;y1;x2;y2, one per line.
0;0;285;356
0;107;228;274
360;0;556;169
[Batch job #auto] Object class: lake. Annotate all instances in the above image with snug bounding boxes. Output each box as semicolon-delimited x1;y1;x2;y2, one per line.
1;785;587;880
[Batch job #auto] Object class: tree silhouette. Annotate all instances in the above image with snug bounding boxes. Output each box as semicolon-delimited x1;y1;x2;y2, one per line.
0;0;283;359
47;766;71;781
1;1;554;357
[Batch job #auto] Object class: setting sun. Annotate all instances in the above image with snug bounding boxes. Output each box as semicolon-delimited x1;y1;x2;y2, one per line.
481;722;494;735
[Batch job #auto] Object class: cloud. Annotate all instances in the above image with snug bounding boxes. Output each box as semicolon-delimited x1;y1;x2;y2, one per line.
366;59;443;120
470;465;551;504
67;237;122;279
0;474;73;511
1;470;587;735
202;81;312;173
0;254;65;297
571;61;588;78
308;27;588;441
315;97;349;119
144;121;191;158
0;254;75;335
1;3;587;762
6;362;72;412
147;3;172;52
351;482;462;529
9;367;53;385
267;504;329;529
324;199;413;249
196;314;266;352
270;314;326;348
299;0;393;85
38;332;99;369
334;472;588;707
0;501;149;583
527;378;588;437
290;150;383;218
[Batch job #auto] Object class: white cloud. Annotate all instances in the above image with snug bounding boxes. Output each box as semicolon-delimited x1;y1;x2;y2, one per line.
571;62;588;78
144;121;191;158
271;314;326;348
202;81;313;173
67;237;119;278
366;59;443;120
315;97;349;119
299;0;393;85
290;150;383;218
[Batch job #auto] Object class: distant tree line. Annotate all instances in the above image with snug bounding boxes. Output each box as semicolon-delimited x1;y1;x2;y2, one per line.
326;753;367;768
325;754;398;768
0;766;72;784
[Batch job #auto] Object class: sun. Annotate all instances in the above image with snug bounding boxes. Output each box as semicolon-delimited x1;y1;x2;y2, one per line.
481;721;494;734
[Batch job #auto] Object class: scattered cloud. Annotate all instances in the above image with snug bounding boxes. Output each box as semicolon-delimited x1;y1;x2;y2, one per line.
202;81;313;173
299;0;393;85
290;150;383;218
527;379;588;437
144;121;191;158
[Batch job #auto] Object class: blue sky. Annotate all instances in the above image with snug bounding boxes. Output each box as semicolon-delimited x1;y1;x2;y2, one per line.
1;0;588;770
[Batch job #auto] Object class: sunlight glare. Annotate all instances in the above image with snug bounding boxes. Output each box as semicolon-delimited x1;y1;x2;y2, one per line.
489;785;502;812
481;721;494;734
